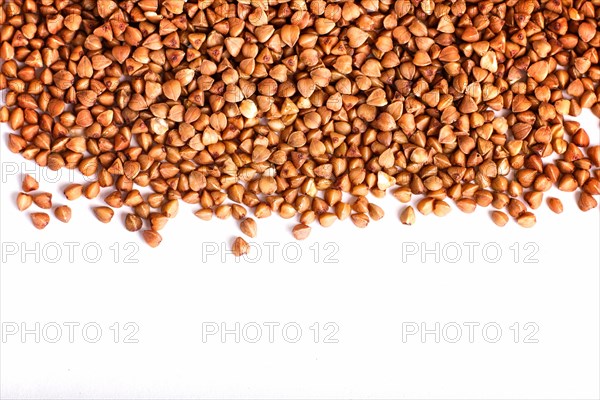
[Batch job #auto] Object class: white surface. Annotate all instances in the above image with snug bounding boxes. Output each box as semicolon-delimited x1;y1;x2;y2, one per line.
1;109;599;399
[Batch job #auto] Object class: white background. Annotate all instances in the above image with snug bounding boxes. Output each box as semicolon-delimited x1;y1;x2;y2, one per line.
1;108;599;399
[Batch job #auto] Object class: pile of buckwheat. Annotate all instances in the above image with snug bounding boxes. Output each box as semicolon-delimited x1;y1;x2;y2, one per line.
1;0;599;254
